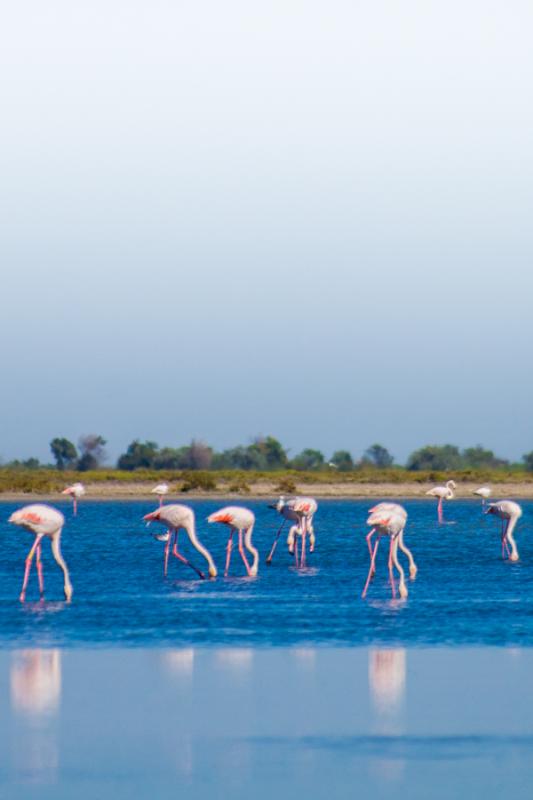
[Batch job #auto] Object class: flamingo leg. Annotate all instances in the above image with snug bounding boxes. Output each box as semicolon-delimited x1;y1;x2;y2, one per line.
294;533;300;568
366;529;376;576
392;537;408;599
308;517;315;552
20;534;44;602
388;537;397;598
266;521;286;565
502;519;511;559
172;533;206;579
163;531;173;576
238;529;252;576
224;531;234;577
73;497;78;516
159;496;163;508
36;543;44;599
362;535;381;599
437;498;443;524
300;519;307;568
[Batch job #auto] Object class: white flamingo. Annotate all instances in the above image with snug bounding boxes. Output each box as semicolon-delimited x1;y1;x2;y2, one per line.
151;483;169;507
426;480;456;523
368;503;417;579
61;482;85;516
362;506;409;600
485;501;523;562
473;486;492;508
266;496;317;567
144;504;217;579
8;505;73;603
207;507;259;577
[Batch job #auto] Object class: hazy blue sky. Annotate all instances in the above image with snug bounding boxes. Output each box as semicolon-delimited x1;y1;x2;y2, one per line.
1;0;532;464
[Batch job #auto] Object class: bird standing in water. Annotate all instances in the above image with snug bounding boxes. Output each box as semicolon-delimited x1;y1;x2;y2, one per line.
266;496;317;567
144;505;217;579
62;483;85;516
151;483;169;507
9;504;73;603
208;507;259;577
362;505;409;600
473;486;491;509
426;480;456;523
485;501;523;561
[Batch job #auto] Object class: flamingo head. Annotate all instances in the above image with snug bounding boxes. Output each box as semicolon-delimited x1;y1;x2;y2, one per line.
447;480;457;490
268;496;285;511
143;509;161;525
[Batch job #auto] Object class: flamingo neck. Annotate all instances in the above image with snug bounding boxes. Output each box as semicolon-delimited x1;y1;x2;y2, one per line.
51;531;73;601
506;516;520;560
244;524;259;576
184;521;217;578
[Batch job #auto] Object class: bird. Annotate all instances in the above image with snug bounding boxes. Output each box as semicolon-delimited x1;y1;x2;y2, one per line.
143;504;217;579
61;483;85;516
8;504;73;603
368;503;417;579
426;480;456;523
207;507;258;577
362;505;409;600
473;486;492;508
266;496;317;567
485;501;523;561
151;483;169;507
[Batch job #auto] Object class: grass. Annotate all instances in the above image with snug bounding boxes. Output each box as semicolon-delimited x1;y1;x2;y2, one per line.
0;467;532;494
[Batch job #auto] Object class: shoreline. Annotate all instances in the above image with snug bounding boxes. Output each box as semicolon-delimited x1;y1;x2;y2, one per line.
2;480;533;500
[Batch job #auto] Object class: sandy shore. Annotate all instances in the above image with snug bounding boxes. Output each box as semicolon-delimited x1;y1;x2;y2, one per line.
2;479;533;500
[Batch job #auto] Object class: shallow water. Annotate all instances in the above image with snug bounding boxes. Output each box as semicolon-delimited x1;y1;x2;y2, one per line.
2;646;533;800
0;498;531;647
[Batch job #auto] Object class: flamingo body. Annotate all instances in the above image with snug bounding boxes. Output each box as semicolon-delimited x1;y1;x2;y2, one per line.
267;496;317;567
8;504;72;602
208;507;258;577
144;504;217;578
151;483;169;507
62;483;85;516
426;480;456;523
485;501;522;561
362;505;410;599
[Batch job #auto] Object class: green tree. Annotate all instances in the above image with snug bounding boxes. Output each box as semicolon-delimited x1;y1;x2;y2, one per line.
406;444;463;471
523;452;533;471
50;437;78;470
291;448;325;471
78;434;107;471
462;446;508;469
117;440;159;470
362;444;394;468
329;450;354;471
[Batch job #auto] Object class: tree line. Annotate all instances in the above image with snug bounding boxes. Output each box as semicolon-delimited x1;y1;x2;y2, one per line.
4;435;533;472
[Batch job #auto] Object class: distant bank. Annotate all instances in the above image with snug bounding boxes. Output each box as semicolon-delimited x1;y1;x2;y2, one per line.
1;468;533;499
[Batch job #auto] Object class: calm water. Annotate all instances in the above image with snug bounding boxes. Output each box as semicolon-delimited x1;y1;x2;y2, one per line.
2;647;533;800
0;498;531;648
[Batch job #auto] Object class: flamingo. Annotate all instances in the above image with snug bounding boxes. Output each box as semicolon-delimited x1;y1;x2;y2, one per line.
207;507;258;577
368;503;417;579
362;506;409;600
485;501;523;562
8;505;73;603
151;483;169;507
266;496;317;567
426;480;456;523
143;505;217;579
474;486;492;508
61;482;85;516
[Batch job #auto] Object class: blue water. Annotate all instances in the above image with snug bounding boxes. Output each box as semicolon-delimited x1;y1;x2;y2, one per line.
1;498;532;647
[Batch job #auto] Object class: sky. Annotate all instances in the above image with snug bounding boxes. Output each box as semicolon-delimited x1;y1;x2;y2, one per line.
1;0;533;465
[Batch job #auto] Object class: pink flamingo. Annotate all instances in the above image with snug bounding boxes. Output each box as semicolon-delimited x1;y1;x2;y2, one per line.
61;482;85;516
8;505;73;603
426;480;456;523
144;505;217;579
151;483;169;507
362;506;409;600
485;501;523;561
473;486;492;509
267;496;317;567
207;507;259;577
368;503;417;579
